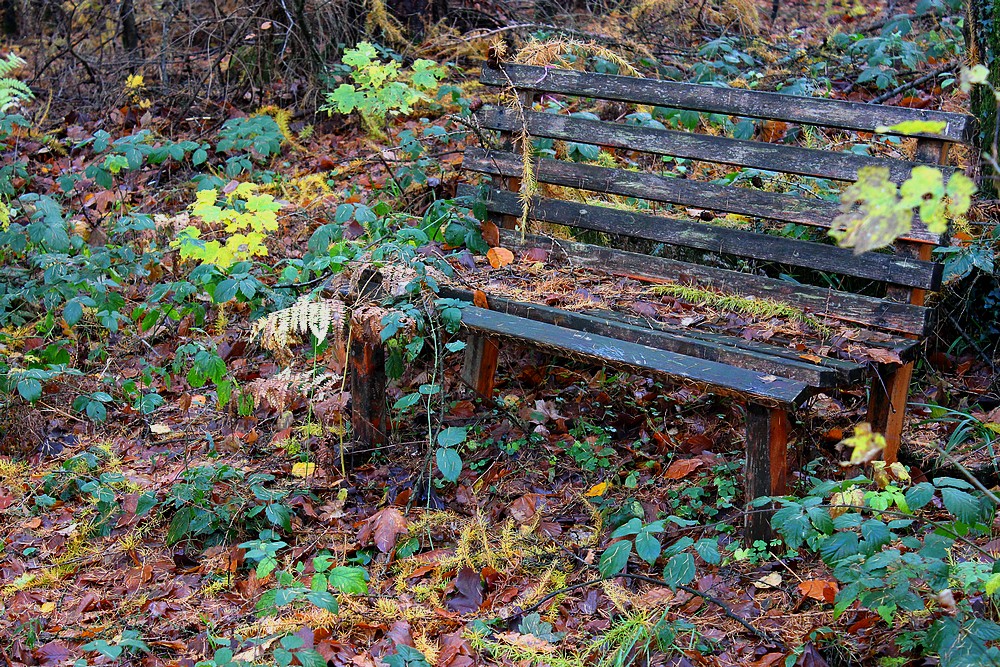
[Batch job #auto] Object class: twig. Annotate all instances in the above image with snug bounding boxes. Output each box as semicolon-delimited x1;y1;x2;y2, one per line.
868;62;955;105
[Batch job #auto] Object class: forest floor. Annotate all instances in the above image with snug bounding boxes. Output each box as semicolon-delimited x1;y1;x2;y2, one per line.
2;0;998;666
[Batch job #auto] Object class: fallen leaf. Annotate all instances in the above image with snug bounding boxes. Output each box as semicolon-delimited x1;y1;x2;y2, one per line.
473;289;489;309
487;247;514;268
447;567;483;613
584;482;608;497
754;572;783;589
664;458;704;480
797;579;839;603
481;220;500;246
291;462;316;478
358;507;408;553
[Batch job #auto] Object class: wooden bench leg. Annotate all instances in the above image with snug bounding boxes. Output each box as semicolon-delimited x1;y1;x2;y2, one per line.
461;333;500;398
349;318;387;448
867;362;913;464
744;403;790;545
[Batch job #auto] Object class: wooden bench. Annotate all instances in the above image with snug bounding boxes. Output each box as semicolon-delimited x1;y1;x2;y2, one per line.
350;60;974;541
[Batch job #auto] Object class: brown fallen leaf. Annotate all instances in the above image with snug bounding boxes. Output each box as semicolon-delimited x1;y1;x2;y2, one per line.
473;289;489;309
481;220;500;246
358;507;409;553
664;458;704;480
797;579;839;603
487;246;514;268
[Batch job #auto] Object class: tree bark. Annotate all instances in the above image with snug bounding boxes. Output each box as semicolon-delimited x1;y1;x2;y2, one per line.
968;0;1000;196
120;0;139;55
1;0;17;36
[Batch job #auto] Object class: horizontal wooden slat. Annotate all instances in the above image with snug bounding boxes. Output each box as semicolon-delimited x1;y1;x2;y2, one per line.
460;305;811;405
443;286;860;387
464;148;944;243
481;65;975;143
458;184;942;293
479;107;946;188
493;229;928;341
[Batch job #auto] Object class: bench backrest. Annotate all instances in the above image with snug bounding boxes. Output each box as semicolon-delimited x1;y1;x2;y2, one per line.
462;63;975;338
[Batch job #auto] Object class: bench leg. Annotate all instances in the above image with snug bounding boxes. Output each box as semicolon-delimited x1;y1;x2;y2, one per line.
867;362;913;464
461;333;500;398
744;403;790;545
349;319;387;448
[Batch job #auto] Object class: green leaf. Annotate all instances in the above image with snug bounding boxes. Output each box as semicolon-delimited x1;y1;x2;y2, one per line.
436;447;463;483
694;538;721;565
662;553;695;589
436;426;467;448
295;650;329;667
599;540;632;577
904;482;934;510
305;589;338;612
64;299;84;326
610;518;643;539
327;566;369;594
940;487;981;525
634;530;662;565
16;378;42;402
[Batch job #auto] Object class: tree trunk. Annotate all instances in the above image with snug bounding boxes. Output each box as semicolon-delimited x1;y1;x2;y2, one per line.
968;0;1000;196
120;0;139;55
1;0;16;36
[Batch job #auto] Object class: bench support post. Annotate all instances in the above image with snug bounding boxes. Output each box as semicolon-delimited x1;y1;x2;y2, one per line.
349;315;387;448
867;362;912;463
462;334;500;398
745;403;790;544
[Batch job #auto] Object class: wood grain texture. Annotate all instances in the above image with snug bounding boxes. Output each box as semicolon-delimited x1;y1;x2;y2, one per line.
481;65;975;143
461;333;501;397
744;404;791;543
460;305;810;405
459;184;943;291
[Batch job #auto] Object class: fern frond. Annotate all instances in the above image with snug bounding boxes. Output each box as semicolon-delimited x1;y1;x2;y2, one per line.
252;295;347;360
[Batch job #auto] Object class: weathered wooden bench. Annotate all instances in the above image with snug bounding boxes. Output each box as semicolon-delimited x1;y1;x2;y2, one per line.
351;60;974;541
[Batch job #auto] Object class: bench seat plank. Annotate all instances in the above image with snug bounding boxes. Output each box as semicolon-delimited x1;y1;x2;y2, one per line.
459;184;942;292
443;286;862;387
480;65;975;143
460;305;811;405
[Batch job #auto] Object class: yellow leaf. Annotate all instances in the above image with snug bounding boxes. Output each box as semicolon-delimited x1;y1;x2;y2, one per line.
585;482;609;497
986;573;1000;597
839;423;886;466
291;462;316;478
40;601;56;613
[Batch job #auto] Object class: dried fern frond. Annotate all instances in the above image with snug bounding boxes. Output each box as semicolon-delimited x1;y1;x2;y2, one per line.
246;367;344;413
252;295;347;361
